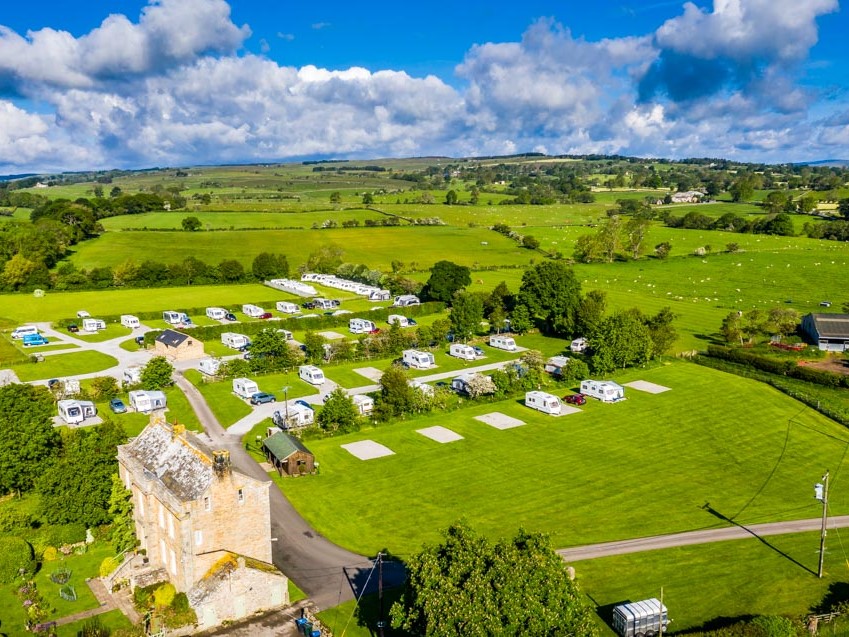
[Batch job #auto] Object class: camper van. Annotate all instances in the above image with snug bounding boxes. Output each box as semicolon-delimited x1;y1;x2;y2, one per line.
57;399;97;425
206;307;227;320
120;315;140;329
198;357;222;376
392;295;420;307
525;391;562;415
449;343;477;361
489;335;517;351
11;325;39;340
242;304;265;318
23;333;49;346
402;349;435;369
580;379;626;403
232;377;260;399
349;318;377;334
123;366;143;386
570;337;588;353
162;311;182;325
276;301;301;314
298;365;326;385
612;599;669;637
128;390;167;413
221;332;250;350
82;318;106;331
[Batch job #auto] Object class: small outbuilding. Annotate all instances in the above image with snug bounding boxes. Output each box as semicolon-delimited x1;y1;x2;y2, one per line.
155;328;205;361
263;431;316;476
802;313;849;352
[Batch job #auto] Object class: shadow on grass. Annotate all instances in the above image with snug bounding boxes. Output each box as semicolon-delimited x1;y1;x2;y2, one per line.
674;614;756;635
702;502;816;576
812;581;849;614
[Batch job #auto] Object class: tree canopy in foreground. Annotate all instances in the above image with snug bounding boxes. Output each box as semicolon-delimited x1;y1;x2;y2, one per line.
391;522;598;636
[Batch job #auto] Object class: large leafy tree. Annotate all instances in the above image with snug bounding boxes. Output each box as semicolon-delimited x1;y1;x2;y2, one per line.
249;328;300;372
251;252;289;280
423;260;471;303
0;384;61;495
108;474;138;553
38;420;127;526
376;364;417;421
516;261;582;336
391;522;598;637
450;291;485;341
317;389;361;433
589;309;654;375
140;356;174;389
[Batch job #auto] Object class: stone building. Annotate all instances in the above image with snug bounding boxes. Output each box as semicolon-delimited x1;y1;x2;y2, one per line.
154;328;205;361
115;417;288;629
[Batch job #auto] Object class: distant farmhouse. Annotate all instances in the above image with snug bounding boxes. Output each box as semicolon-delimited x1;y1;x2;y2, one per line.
114;417;288;630
802;313;849;352
670;190;705;203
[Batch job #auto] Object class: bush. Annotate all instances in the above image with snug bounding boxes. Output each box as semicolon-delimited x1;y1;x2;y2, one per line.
29;523;86;554
99;556;120;578
0;537;37;583
42;546;58;562
171;592;191;613
79;617;111;637
153;582;176;609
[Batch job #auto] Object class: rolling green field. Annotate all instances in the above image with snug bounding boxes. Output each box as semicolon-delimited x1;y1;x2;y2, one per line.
278;362;849;557
10;351;117;381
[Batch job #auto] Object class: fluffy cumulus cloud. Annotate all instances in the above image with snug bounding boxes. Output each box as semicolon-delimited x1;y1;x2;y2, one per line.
0;0;845;172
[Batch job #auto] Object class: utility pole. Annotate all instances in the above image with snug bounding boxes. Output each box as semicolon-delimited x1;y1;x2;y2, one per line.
282;386;290;429
376;552;386;637
816;470;829;578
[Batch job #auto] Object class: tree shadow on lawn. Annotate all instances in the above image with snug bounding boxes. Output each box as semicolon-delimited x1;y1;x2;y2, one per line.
342;549;407;607
812;581;849;614
701;502;816;577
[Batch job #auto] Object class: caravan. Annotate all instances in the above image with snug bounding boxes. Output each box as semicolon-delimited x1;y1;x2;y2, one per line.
449;343;477;361
82;318;106;331
353;395;374;415
233;378;260;399
162;311;182;325
276;329;294;340
580;379;625;403
242;304;265;318
387;315;414;328
276;301;301;314
198;358;222;376
221;332;250;350
489;335;517;351
402;349;435;369
206;307;227;320
525;391;562;415
128;390;167;413
272;403;314;428
349;318;377;334
313;298;338;310
120;315;140;329
392;295;420;307
123;366;143;386
570;338;588;353
298;365;326;386
57;399;97;425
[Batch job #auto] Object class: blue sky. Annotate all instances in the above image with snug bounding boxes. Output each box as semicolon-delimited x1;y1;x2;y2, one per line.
0;0;846;172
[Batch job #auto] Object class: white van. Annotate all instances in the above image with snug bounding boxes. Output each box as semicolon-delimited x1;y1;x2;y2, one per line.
120;315;140;329
525;391;562;415
11;325;39;340
489;335;516;351
276;301;301;314
349;318;377;334
233;377;260;399
206;307;227;320
162;310;182;324
449;343;477;361
402;349;435;369
298;365;326;385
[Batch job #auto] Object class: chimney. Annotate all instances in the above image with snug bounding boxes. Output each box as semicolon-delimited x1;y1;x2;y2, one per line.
212;450;231;476
172;423;186;439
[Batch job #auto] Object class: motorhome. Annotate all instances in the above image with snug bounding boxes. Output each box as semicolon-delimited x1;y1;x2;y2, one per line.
489;335;517;351
525;391;562;415
298;365;326;385
128;390;167;413
449;343;477;361
198;357;222;376
276;301;301;314
120;315;140;329
82;318;106;331
221;332;250;350
242;304;265;318
392;295;420;307
402;349;435;369
233;377;260;399
162;311;182;324
11;325;39;340
206;307;227;320
580;379;626;403
349;318;377;334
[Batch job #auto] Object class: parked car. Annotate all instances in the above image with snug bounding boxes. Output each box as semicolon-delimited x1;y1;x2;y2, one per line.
473;346;485;357
563;393;587;405
294;399;312;409
134;336;145;346
250;392;276;405
259;312;273;319
109;398;127;413
821;300;832;307
224;312;237;321
407;318;417;326
67;323;79;333
76;310;90;318
47;378;59;389
369;327;381;334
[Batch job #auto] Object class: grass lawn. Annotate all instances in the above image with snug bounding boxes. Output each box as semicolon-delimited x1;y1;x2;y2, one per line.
0;542;118;634
242;420;275;462
276;362;849;558
119;338;144;352
10;351;117;381
318;589;406;637
72;324;134;343
56;609;133;636
184;370;252;426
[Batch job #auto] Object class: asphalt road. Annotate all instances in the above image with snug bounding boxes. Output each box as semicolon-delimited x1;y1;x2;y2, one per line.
557;515;849;562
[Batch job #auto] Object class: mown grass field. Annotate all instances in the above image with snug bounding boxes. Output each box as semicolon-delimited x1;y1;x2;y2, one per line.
10;351;117;381
277;362;849;558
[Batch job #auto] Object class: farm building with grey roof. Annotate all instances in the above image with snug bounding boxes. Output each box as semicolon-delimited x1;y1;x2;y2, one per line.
802;313;849;352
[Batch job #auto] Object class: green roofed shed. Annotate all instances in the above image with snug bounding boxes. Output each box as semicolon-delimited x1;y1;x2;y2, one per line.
263;431;315;477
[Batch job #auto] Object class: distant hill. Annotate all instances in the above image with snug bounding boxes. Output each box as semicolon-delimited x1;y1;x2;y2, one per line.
798;159;849;167
0;173;38;182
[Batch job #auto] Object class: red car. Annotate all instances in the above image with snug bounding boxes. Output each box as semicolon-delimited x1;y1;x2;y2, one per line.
258;312;273;319
563;393;586;405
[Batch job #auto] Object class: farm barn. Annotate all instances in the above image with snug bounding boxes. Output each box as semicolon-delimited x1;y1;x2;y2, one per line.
802;313;849;352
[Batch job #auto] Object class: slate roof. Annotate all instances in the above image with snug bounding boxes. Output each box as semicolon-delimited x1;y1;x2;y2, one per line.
809;314;849;339
263;431;312;461
156;329;190;348
122;421;214;501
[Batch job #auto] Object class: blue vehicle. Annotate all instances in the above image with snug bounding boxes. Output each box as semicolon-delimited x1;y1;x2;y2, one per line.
224;312;237;322
109;398;127;413
22;334;49;346
250;392;276;405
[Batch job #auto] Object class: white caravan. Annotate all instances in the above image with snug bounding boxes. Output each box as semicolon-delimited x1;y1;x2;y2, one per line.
525;391;562;415
120;315;140;329
198;357;222;376
242;304;265;318
393;295;420;307
233;377;260;399
123;366;143;386
580;380;626;403
162;311;182;324
349;318;377;334
82;318;106;331
489;335;517;351
221;332;250;350
387;315;412;327
276;301;301;314
449;343;477;361
570;338;589;353
402;349;435;369
206;307;227;320
128;390;167;413
298;365;326;385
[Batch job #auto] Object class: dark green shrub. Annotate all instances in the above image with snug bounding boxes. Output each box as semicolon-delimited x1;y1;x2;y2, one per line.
0;537;37;583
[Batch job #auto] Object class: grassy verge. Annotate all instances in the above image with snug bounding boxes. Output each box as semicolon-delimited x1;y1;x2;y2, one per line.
10;351;117;381
184;370;252;426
